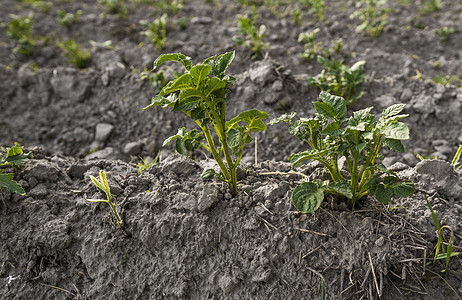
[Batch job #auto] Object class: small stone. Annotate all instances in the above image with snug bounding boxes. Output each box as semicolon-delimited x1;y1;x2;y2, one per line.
105;61;126;78
191;16;213;24
94;123;114;144
124;141;142;155
198;184;221;212
85;147;117;160
249;61;275;86
375;236;385;247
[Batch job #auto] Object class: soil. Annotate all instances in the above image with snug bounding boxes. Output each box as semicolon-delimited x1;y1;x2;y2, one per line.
1;0;462;299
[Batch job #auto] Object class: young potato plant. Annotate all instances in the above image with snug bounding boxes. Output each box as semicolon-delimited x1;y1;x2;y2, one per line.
6;14;35;56
270;91;414;212
233;8;269;60
350;0;392;38
88;170;123;228
300;0;326;22
139;14;168;51
55;37;92;69
308;56;366;105
143;51;268;196
298;28;323;62
57;9;82;29
0;145;31;195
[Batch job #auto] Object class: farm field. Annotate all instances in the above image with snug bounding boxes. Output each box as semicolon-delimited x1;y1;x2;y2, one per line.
1;0;462;299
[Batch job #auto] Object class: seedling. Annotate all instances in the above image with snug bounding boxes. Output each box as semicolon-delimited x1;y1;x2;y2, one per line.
233;8;269;60
88;170;123;228
434;27;455;41
155;0;183;15
139;14;168;51
0;145;31;195
350;0;392;38
425;195;460;272
298;28;324;62
270;91;414;212
308;56;366;105
300;0;326;21
57;9;82;29
137;152;160;174
55;37;91;69
99;0;128;18
432;73;462;87
143;51;268;196
421;0;442;14
6;14;35;56
451;145;462;170
15;0;52;13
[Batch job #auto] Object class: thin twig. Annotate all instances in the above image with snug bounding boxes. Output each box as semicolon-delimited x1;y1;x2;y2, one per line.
40;283;75;297
368;251;381;297
295;227;330;237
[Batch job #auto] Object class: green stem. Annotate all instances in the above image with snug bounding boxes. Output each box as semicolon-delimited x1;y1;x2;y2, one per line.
108;201;122;227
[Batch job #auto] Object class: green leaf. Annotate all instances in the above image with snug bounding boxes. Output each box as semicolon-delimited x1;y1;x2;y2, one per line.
382;104;406;119
226;128;243;148
175;139;185;156
328;181;353;198
292;182;325;213
201;168;217;180
350;60;366;72
227;109;269;132
381;122;410;140
268;112;296;125
375;184;393;204
383;138;404;153
153;53;192;71
173;90;203;111
0;172;25;195
190;64;212;86
214;51;235;75
3;146;30;167
162;127;185;146
393;181;414;197
143;94;176;110
204;77;226;97
163;74;193;94
315;91;347;120
190;107;206;120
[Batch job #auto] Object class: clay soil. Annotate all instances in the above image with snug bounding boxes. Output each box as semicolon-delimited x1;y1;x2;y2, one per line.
1;0;462;299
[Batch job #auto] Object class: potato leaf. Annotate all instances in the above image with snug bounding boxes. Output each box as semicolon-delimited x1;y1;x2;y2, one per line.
153;53;192;71
227;109;269;132
0;172;25;195
292;182;325;213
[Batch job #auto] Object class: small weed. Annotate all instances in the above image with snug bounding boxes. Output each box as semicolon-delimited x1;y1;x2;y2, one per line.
432;73;462;87
451;145;462;170
300;0;326;22
55;37;92;69
143;51;268;196
99;0;128;18
434;26;455;41
350;0;393;38
233;8;269;60
308;56;366;105
88;170;123;228
425;195;460;272
6;14;35;56
139;14;168;50
57;9;82;29
270;91;414;212
137;152;160;173
0;144;32;195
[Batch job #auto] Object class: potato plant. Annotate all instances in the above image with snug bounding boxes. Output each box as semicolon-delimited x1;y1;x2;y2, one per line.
55;37;92;69
233;8;268;60
6;14;35;56
350;0;392;38
270;91;414;212
139;14;168;50
143;51;268;196
0;145;31;195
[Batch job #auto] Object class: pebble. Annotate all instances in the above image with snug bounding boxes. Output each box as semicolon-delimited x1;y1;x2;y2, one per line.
94;123;114;144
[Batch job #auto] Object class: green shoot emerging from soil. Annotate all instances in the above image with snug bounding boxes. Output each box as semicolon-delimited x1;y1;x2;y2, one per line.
233;8;268;60
425;195;461;272
140;14;167;51
308;56;366;105
0;145;31;195
143;51;268;196
55;37;91;69
88;170;123;228
6;14;35;56
270;91;414;212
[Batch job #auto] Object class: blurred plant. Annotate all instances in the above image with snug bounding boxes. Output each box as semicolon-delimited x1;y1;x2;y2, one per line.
99;0;128;18
6;14;35;56
155;0;183;15
233;8;269;60
270;91;414;212
425;195;460;272
350;0;393;38
308;56;366;105
420;0;442;14
432;73;462;87
15;0;52;13
88;170;123;228
297;28;323;62
300;0;326;21
139;14;168;50
137;152;160;173
57;9;82;29
434;26;455;41
140;67;168;93
0;144;31;196
291;8;302;24
55;36;91;69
